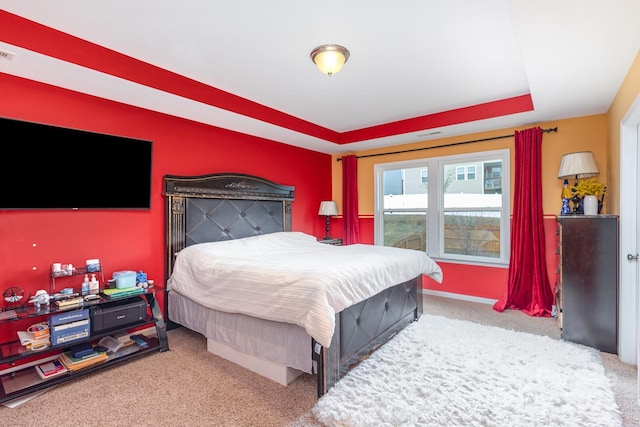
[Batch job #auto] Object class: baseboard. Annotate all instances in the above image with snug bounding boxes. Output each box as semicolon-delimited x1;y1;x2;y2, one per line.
424;289;498;306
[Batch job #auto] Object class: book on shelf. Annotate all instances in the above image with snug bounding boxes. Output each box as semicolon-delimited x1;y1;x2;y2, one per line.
97;335;124;353
109;333;135;349
17;331;51;350
59;350;108;371
130;334;150;348
60;348;102;363
101;287;144;299
35;359;68;380
70;342;94;358
53;296;84;309
116;332;134;343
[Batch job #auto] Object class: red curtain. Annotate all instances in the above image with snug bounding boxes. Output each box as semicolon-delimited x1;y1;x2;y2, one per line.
493;127;553;316
342;155;360;245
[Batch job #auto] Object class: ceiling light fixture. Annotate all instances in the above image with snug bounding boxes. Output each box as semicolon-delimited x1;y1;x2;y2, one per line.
310;44;350;76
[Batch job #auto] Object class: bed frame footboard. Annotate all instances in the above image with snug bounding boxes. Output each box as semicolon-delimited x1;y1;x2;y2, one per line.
164;173;425;397
312;276;422;397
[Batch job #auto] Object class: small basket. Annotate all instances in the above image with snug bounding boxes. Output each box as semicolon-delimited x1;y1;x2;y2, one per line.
86;259;101;272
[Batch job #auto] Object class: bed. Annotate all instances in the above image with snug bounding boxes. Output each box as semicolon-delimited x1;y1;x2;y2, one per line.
163;173;442;396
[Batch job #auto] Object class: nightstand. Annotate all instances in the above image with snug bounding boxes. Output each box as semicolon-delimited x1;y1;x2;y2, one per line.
318;238;343;246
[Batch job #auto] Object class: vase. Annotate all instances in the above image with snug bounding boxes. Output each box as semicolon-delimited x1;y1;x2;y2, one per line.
583;195;598;215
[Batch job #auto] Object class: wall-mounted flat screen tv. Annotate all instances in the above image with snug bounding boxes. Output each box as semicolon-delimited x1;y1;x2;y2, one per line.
0;117;152;209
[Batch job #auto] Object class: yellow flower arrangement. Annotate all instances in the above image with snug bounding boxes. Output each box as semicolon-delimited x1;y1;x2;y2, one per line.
571;178;606;197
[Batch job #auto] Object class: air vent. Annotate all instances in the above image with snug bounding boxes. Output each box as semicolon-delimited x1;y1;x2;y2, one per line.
0;50;15;61
417;131;442;138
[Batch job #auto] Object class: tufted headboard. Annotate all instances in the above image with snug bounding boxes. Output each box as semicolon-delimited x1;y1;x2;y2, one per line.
163;173;295;281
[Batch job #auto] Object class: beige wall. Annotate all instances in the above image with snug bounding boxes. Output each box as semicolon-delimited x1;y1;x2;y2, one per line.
332;115;608;217
607;51;640;215
332;50;640;221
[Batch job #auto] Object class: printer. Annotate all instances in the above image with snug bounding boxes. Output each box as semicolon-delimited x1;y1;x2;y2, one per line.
89;297;148;333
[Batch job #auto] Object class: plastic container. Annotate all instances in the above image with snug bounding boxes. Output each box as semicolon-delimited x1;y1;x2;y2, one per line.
89;274;100;294
86;259;101;272
81;274;90;295
112;271;136;289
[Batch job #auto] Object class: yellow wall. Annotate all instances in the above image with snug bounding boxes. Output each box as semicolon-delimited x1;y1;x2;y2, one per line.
327;50;640;301
607;50;640;215
331;115;609;217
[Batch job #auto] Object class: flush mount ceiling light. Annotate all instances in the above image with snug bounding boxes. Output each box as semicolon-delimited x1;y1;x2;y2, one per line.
310;44;350;76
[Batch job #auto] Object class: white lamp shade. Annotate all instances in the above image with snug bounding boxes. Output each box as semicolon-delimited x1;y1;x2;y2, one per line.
311;45;349;76
318;201;338;216
557;151;599;179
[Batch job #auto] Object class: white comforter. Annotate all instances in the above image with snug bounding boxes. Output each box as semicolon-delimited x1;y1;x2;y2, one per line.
167;232;442;347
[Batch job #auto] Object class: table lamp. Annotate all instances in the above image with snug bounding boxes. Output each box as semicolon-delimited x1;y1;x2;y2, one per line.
557;151;599;214
318;201;338;239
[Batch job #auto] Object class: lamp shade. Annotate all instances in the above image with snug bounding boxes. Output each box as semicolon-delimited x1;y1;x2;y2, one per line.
310;45;349;76
318;201;338;216
557;151;599;179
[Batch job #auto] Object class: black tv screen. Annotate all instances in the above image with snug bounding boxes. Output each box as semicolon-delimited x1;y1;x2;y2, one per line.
0;117;152;209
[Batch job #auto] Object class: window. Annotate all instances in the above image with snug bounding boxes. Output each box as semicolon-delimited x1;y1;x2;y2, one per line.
483;162;502;194
467;165;476;180
374;149;510;265
420;168;428;185
379;166;428;249
455;165;476;181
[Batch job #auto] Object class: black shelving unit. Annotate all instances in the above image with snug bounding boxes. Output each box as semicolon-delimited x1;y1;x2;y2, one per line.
0;290;168;404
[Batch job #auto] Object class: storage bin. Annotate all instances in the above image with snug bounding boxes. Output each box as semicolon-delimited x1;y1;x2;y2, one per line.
112;270;136;289
86;258;101;272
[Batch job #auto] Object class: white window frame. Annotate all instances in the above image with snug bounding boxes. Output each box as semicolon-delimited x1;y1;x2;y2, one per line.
420;168;428;185
466;165;476;180
374;149;510;267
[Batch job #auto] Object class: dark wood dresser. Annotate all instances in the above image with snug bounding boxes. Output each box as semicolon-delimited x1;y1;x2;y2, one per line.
556;215;619;354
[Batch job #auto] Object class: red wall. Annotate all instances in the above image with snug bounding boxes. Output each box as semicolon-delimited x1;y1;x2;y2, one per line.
0;73;332;320
341;215;559;303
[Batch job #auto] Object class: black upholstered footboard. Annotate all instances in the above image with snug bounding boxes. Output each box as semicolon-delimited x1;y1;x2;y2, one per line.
312;276;423;396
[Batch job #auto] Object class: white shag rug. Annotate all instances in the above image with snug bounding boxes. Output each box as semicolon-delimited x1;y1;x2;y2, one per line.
311;315;622;427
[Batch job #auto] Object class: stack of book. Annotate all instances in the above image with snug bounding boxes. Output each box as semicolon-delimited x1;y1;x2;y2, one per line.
35;359;68;380
54;296;84;310
59;349;108;371
101;287;144;299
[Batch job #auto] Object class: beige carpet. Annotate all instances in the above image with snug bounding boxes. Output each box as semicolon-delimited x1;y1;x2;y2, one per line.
0;295;637;426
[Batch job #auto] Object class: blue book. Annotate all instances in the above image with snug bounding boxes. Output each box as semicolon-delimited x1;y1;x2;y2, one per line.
71;342;94;358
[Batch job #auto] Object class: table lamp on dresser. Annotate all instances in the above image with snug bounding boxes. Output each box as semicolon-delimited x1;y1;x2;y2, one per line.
557;151;599;214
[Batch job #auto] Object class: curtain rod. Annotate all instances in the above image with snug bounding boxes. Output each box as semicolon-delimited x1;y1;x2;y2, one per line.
336;127;558;161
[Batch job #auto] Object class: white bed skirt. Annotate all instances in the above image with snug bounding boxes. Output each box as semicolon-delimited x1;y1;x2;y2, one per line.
168;291;313;379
